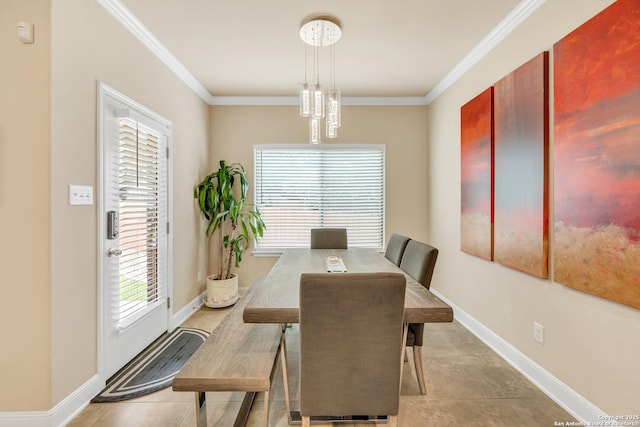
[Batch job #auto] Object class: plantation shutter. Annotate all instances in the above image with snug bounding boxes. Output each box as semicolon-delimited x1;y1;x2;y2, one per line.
117;118;167;326
254;144;385;252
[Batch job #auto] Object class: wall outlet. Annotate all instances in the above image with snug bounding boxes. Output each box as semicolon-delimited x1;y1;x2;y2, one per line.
534;322;544;345
197;271;203;284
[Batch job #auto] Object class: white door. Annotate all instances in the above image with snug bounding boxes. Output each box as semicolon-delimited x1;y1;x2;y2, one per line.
99;84;172;379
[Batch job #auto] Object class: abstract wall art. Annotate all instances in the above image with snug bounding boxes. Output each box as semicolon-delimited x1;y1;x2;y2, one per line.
493;52;549;278
553;0;640;309
461;87;494;261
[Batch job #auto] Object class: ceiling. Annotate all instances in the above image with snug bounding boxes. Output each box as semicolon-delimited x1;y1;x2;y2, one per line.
115;0;527;102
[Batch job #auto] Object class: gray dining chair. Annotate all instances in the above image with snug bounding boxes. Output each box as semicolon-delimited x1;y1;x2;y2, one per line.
298;272;407;427
384;233;411;266
399;240;439;395
310;228;348;249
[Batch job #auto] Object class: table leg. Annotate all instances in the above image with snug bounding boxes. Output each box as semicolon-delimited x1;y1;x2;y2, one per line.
280;324;292;419
263;390;270;426
233;392;257;427
195;392;206;427
195;391;259;427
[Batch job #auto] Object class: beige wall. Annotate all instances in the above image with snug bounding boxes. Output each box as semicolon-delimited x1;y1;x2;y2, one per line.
0;0;52;411
209;105;429;287
426;0;639;415
49;0;210;407
0;0;211;411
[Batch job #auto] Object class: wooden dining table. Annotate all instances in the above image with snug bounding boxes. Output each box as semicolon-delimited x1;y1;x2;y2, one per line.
238;248;456;424
243;247;454;325
242;247;453;424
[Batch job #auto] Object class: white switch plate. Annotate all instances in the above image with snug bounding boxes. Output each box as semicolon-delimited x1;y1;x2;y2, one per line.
534;322;544;345
69;185;94;205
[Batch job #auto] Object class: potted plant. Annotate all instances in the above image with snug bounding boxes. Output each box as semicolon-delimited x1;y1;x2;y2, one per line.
194;160;265;307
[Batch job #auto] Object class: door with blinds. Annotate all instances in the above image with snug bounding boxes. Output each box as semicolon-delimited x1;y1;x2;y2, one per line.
99;84;171;380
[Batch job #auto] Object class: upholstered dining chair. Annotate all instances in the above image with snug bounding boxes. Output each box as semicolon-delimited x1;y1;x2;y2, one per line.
384;233;411;266
399;240;439;395
298;272;407;427
310;227;348;249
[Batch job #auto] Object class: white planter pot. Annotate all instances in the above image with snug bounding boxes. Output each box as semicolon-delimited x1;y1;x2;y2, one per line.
205;273;239;308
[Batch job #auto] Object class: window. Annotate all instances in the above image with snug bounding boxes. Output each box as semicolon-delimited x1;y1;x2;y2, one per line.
254;144;385;253
117;118;167;325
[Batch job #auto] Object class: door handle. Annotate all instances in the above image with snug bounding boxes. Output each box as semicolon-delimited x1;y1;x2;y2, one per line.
107;248;123;257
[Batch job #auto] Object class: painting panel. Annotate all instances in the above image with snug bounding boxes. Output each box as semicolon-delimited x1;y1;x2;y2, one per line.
554;0;640;309
493;52;549;278
460;87;494;260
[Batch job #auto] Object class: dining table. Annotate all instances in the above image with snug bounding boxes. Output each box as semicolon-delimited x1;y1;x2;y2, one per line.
243;247;454;325
242;247;454;424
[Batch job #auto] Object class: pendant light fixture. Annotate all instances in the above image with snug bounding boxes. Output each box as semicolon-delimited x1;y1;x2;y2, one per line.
299;15;342;144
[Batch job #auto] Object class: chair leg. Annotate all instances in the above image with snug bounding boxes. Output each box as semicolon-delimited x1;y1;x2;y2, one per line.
302;416;311;427
399;324;408;396
388;415;398;427
413;345;427;395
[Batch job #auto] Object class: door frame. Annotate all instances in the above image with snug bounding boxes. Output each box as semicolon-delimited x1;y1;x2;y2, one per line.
96;81;174;384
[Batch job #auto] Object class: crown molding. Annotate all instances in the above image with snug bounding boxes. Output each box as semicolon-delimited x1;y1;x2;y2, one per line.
96;0;214;105
209;96;428;106
97;0;544;107
424;0;546;104
342;97;428;106
209;96;298;106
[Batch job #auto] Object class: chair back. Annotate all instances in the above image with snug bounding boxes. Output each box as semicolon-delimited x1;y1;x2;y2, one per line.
310;228;348;249
384;233;411;266
399;240;439;289
299;272;406;417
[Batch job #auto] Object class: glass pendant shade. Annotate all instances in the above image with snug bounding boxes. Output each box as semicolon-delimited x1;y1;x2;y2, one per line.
327;89;341;128
312;84;324;119
326;118;338;138
299;83;311;117
309;117;321;144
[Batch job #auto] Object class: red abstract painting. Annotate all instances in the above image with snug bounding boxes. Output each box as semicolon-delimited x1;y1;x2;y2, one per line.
461;87;494;260
493;52;549;278
554;0;640;309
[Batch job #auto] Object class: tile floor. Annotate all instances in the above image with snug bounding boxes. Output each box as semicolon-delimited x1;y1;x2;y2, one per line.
68;304;576;426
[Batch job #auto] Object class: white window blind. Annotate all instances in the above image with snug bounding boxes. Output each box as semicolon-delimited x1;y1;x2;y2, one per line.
117;118;167;325
254;144;385;252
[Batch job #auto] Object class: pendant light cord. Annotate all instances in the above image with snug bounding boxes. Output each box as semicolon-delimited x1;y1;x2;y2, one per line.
304;33;308;84
315;45;320;85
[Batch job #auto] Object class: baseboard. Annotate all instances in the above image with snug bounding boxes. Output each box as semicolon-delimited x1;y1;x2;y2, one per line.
0;292;206;427
430;288;607;423
171;282;257;331
0;375;102;427
0;411;49;427
170;290;207;330
172;282;258;330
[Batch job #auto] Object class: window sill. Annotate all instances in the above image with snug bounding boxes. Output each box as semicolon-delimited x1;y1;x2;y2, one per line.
253;247;385;257
252;249;284;257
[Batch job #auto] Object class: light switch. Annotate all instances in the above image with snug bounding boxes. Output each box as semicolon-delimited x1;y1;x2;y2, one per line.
69;185;94;206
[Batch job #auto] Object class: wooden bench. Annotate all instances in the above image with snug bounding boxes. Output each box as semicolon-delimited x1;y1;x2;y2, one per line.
173;280;282;427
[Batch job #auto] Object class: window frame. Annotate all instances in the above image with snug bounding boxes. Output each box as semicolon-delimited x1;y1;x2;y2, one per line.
253;143;386;256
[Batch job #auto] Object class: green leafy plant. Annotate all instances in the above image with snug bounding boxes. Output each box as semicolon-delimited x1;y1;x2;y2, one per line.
194;160;265;280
